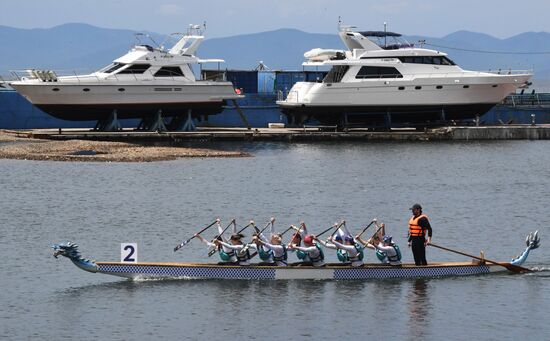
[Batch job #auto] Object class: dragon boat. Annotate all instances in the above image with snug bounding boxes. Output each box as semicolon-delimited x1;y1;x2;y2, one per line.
52;232;540;281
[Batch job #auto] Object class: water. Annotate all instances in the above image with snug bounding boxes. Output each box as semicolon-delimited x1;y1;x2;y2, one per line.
1;141;549;340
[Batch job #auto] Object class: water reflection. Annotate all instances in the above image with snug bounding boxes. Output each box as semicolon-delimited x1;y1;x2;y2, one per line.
407;279;431;338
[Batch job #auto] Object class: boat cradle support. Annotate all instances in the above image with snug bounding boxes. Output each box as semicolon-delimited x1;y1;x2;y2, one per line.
137;109;168;132
167;109;197;131
94;109;122;132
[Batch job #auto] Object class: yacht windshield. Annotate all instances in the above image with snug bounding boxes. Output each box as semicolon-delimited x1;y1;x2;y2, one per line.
324;65;350;83
359;31;413;50
100;63;126;73
118;64;151;74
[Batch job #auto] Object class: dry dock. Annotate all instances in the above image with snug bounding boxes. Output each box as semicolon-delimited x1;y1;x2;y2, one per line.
9;125;550;142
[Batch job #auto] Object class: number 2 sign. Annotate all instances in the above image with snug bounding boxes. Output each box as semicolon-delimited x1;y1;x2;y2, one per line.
121;243;138;263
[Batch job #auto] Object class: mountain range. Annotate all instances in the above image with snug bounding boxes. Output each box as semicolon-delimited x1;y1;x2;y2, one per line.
1;23;549;79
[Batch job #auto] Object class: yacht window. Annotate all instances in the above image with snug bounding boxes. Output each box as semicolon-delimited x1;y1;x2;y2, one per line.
118;64;151;74
399;56;455;66
355;66;403;79
324;65;350;83
154;67;185;77
436;85;443;89
102;63;126;73
441;57;455;65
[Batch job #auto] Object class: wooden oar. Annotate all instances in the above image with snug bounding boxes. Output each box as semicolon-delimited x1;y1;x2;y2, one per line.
280;225;294;236
316;222;341;239
207;219;238;257
357;221;385;247
236;221;254;235
174;219;219;252
428;243;531;273
356;218;377;238
253;218;275;236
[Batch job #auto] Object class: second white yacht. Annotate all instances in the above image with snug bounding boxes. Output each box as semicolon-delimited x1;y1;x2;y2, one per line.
277;25;533;127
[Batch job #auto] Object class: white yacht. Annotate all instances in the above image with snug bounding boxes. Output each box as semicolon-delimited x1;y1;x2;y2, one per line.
10;25;242;126
277;26;533;127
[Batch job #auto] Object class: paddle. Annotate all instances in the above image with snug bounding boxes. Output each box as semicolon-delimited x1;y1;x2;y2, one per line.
252;218;276;237
357;221;385;247
207;219;239;257
356;218;378;239
246;218;277;259
428;242;531;273
174;219;219;252
316;222;341;239
280;225;294;236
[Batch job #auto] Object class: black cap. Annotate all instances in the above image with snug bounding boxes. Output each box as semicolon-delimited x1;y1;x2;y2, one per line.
230;233;245;240
410;203;422;210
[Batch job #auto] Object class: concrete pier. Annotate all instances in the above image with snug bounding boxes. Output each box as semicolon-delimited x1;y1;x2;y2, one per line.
7;125;550;142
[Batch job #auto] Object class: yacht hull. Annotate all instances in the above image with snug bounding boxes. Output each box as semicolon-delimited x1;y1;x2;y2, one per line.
280;103;496;126
10;82;239;121
278;74;532;126
34;102;225;121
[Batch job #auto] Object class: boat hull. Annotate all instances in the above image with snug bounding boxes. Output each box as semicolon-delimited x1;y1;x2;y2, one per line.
9;82;240;121
95;261;504;280
279;103;497;126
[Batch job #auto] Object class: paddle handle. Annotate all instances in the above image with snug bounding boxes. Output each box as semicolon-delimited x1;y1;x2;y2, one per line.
357;219;377;238
317;222;340;238
174;219;218;251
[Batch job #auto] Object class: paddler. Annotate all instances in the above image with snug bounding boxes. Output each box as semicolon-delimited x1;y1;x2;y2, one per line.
288;234;325;267
252;218;277;264
288;223;309;263
195;219;238;264
217;233;257;266
253;233;288;266
408;203;432;265
365;235;402;266
327;235;365;267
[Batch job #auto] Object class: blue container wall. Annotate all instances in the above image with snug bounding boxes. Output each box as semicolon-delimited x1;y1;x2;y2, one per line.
257;71;276;93
226;71;258;94
275;72;306;93
305;72;326;82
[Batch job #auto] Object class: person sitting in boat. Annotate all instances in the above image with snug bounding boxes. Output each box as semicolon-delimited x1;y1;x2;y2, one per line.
288;223;309;263
217;233;257;266
195;233;238;264
366;235;402;266
253;233;288;266
251;219;277;264
327;235;365;267
288;234;325;267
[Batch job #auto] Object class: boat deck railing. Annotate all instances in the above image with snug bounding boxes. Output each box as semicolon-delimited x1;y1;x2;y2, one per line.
503;93;550;107
9;68;228;84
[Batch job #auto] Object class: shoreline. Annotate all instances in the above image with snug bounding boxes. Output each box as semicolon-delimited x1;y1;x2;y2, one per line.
0;130;250;162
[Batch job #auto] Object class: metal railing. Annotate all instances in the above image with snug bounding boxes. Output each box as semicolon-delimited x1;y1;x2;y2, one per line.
502;93;550;107
8;68;209;84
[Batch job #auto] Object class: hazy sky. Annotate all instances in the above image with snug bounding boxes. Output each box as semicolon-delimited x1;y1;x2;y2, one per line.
1;0;549;38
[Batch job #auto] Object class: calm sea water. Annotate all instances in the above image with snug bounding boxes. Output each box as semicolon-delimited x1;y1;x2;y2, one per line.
1;141;549;340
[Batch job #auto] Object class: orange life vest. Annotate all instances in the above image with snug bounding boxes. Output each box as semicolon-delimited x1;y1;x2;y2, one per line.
409;214;428;237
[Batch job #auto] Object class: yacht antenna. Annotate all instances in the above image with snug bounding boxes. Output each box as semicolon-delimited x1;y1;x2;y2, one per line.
134;33;144;44
384;22;387;48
